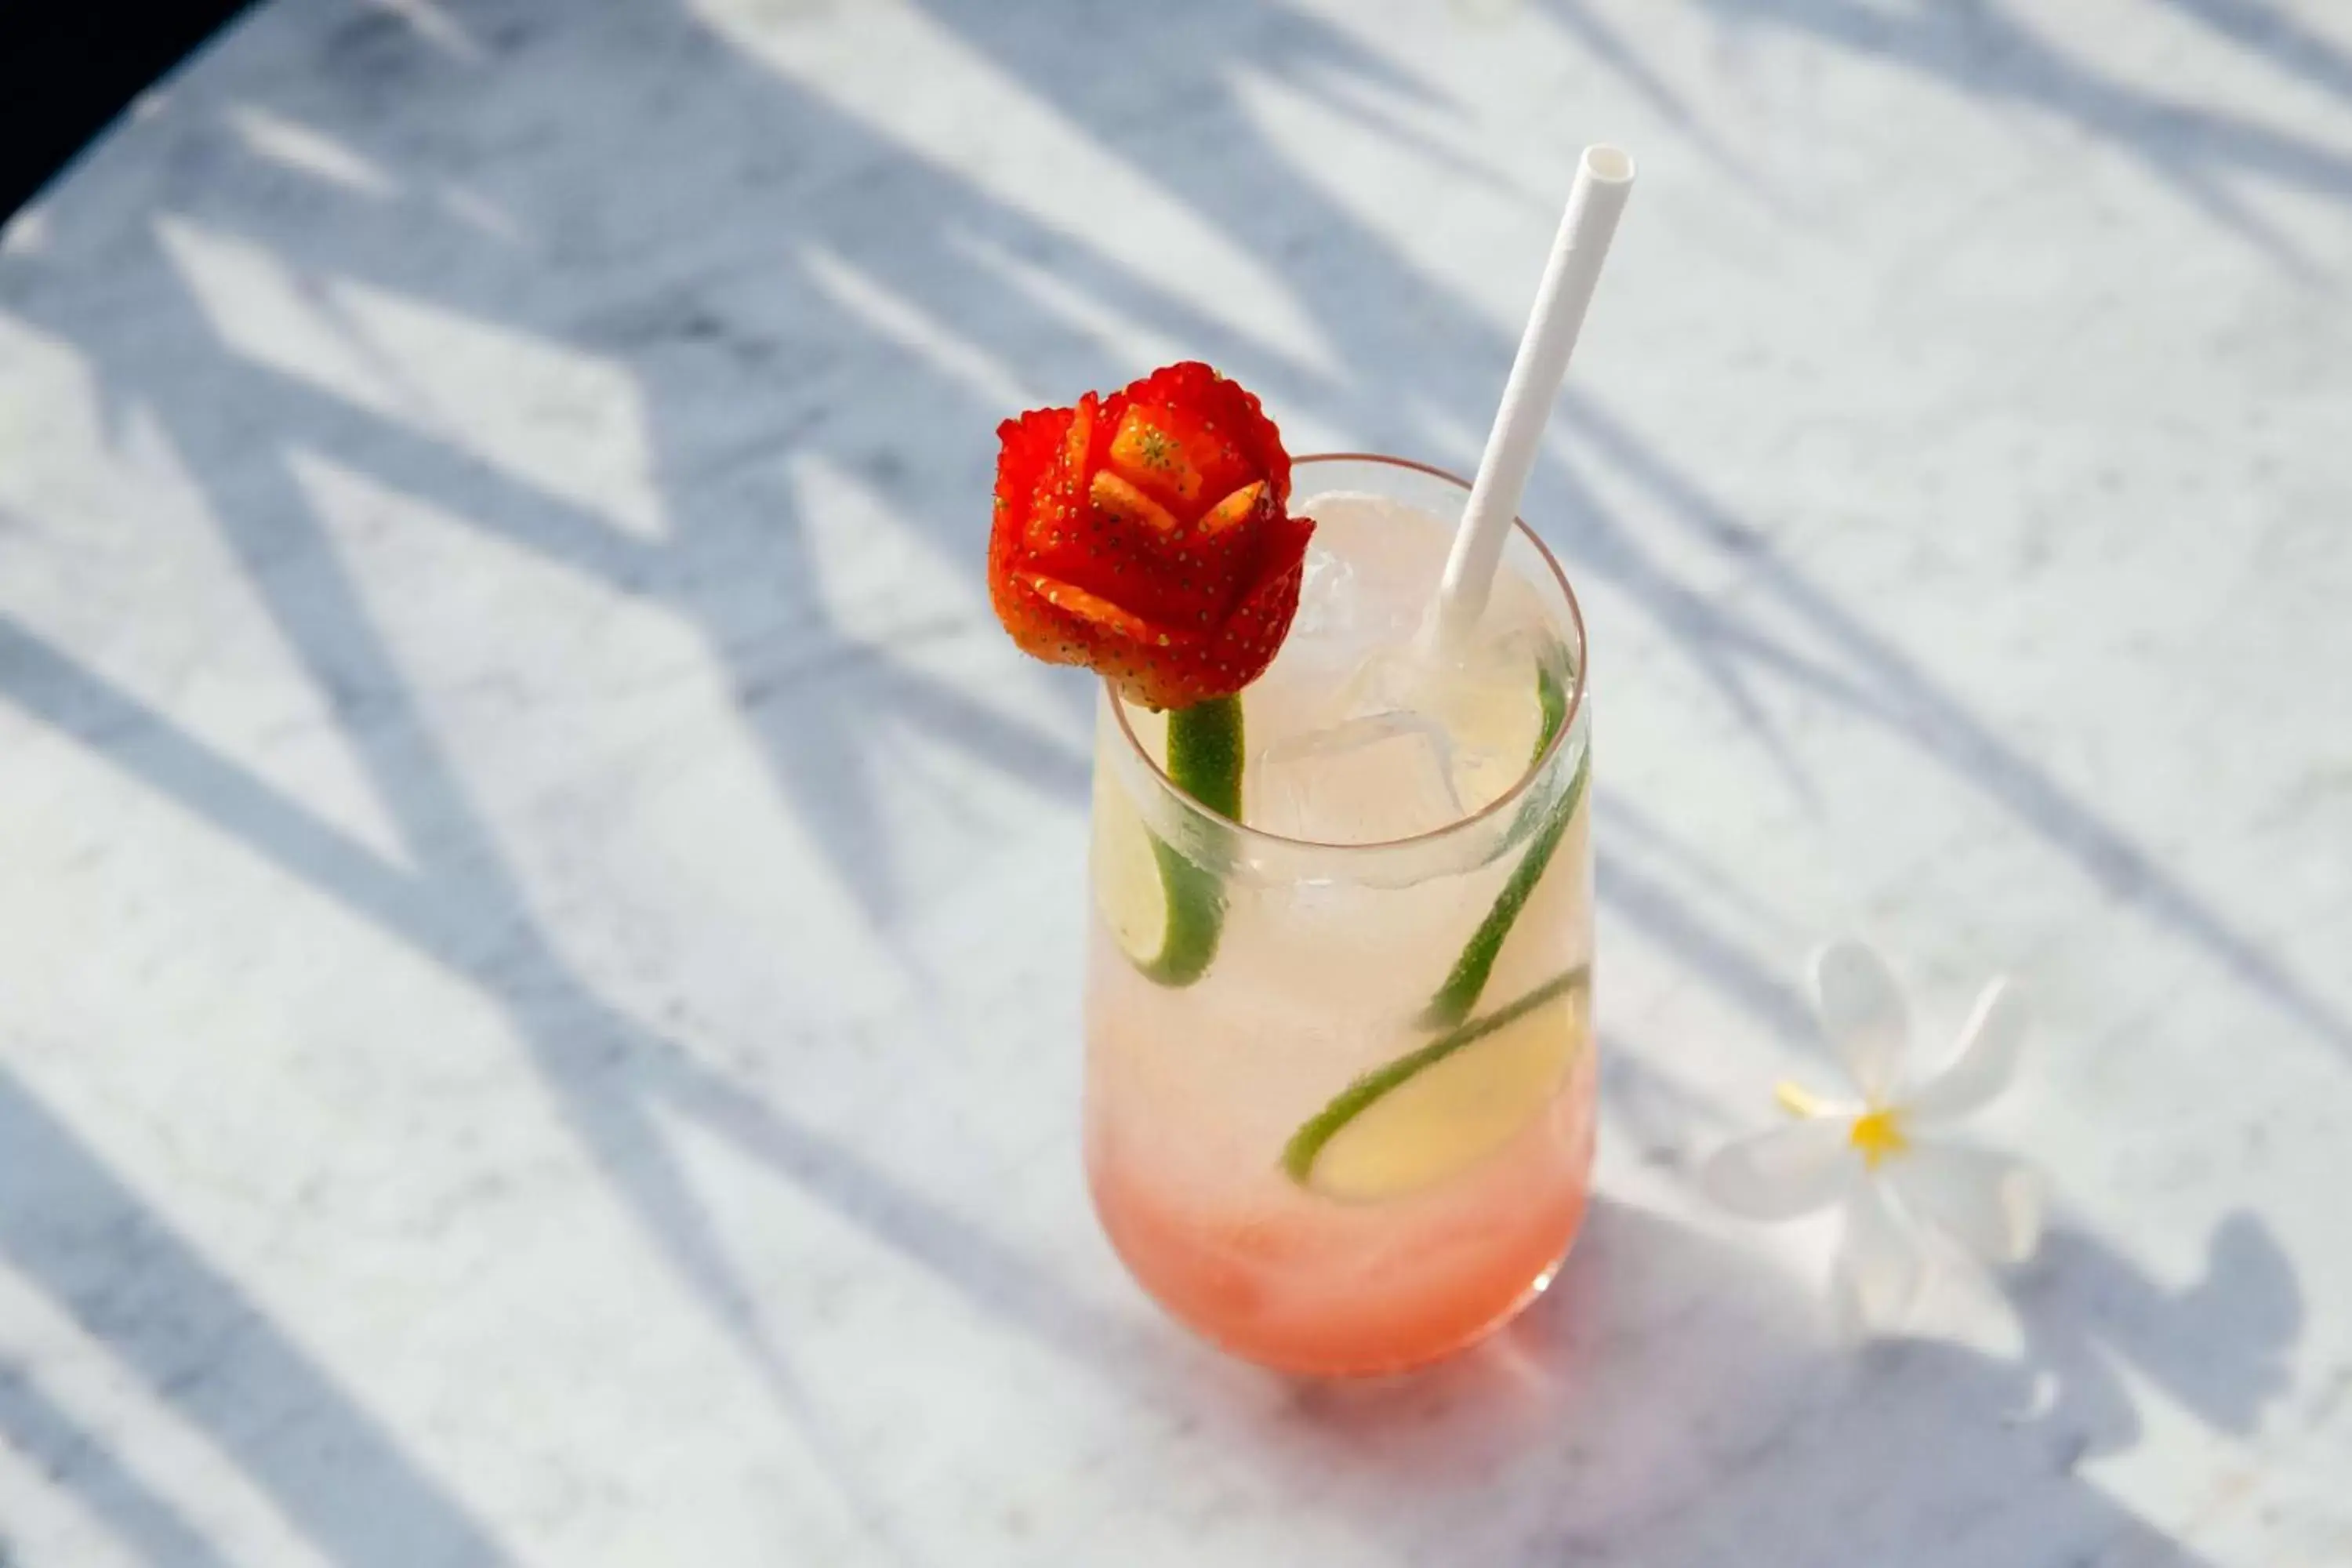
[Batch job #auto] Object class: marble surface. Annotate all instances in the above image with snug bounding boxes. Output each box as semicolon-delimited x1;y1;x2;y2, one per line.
2;0;2350;1561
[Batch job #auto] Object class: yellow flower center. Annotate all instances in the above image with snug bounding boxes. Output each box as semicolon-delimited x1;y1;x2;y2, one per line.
1849;1108;1909;1169
1775;1080;1911;1170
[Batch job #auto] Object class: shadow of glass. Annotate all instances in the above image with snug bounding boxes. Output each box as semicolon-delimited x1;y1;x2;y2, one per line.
1156;1201;2299;1565
1269;1198;1830;1491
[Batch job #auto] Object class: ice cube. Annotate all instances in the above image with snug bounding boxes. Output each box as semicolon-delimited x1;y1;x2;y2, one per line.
1286;543;1358;644
1276;494;1428;678
1247;704;1472;844
1236;488;1561;844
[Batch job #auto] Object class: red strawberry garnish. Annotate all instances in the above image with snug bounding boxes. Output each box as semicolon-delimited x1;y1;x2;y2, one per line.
989;361;1313;710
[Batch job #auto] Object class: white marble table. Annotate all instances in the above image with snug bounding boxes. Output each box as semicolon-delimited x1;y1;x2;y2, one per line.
2;0;2350;1562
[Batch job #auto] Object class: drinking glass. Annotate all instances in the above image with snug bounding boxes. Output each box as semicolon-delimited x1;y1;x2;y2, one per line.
1083;453;1594;1376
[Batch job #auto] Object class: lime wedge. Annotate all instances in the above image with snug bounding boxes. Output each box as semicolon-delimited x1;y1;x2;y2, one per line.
1283;968;1588;1201
1091;697;1240;987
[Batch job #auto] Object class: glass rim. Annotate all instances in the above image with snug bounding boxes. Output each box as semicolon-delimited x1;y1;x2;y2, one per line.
1106;451;1590;857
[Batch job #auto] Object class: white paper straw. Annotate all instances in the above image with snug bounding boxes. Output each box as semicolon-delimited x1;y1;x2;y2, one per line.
1433;145;1634;650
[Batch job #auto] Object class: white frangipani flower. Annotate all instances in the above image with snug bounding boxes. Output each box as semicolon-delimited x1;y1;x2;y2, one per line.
1702;939;2043;1327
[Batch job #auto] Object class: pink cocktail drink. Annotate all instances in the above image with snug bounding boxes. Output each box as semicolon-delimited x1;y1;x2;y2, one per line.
1082;455;1594;1376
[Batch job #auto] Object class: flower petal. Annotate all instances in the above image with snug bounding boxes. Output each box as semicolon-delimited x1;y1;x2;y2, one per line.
1815;939;1911;1104
1889;1144;2043;1265
1700;1119;1860;1219
1834;1179;1927;1331
1906;978;2027;1125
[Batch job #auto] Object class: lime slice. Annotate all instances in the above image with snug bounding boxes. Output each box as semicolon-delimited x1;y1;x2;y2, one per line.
1092;755;1173;965
1284;968;1588;1201
1091;698;1240;987
1422;656;1582;1029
